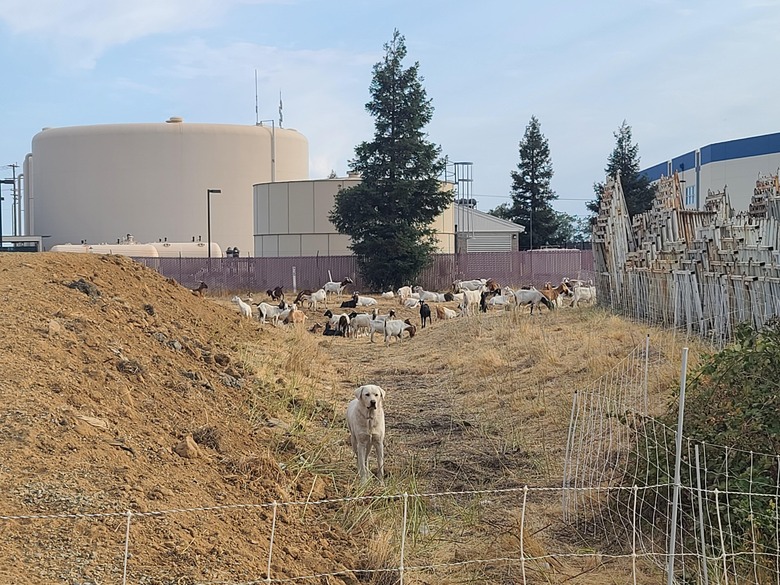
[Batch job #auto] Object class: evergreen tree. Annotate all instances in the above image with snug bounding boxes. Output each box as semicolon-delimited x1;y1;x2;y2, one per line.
490;116;559;249
588;120;656;218
330;30;450;290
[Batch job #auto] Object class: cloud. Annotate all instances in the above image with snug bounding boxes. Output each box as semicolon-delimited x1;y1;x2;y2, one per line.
0;0;277;68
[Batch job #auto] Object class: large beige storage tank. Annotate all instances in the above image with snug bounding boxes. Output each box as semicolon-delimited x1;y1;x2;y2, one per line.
27;119;308;256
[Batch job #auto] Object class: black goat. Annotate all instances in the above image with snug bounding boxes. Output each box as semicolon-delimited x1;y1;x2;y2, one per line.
322;322;344;337
419;301;432;328
266;286;285;302
340;293;359;309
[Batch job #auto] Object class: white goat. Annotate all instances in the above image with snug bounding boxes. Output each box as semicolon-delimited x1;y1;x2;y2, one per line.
383;319;416;346
303;288;327;311
256;301;289;324
349;312;373;337
355;295;378;307
570;284;597;308
323;277;353;298
381;291;395;299
513;288;555;314
459;289;482;316
454;279;487;292
487;287;515;308
232;295;253;318
404;297;421;309
396;286;413;301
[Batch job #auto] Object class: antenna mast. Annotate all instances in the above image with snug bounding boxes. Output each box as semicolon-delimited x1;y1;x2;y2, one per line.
254;70;259;125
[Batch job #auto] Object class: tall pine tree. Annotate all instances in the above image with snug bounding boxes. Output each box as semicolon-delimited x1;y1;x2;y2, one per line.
490;116;560;249
588;120;656;218
330;30;450;290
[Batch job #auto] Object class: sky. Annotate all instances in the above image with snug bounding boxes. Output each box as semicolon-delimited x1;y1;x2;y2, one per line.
1;0;779;236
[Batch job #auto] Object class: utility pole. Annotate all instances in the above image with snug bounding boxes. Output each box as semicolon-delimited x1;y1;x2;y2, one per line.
9;163;18;236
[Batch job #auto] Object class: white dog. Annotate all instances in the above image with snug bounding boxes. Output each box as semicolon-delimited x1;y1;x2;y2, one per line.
346;384;386;482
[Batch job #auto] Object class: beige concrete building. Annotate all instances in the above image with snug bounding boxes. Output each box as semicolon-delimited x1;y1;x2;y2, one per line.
26;118;308;255
253;176;456;256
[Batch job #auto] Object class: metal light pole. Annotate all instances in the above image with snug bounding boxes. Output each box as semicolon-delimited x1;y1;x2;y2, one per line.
0;178;16;250
206;188;222;259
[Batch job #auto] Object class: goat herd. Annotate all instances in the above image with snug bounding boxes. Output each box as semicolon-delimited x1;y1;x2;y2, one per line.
219;276;597;346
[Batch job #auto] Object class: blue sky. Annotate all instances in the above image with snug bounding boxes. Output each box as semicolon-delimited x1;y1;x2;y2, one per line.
1;0;779;236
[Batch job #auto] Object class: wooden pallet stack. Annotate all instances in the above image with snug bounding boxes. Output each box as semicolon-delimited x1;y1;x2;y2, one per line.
594;170;780;342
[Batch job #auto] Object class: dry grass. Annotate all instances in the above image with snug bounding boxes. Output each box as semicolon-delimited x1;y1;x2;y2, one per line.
227;295;711;584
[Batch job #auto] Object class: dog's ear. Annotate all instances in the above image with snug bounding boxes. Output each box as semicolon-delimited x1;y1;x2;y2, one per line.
378;386;386;400
354;386;364;399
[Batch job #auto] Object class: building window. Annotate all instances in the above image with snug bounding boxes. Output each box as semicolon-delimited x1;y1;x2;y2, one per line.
685;185;696;207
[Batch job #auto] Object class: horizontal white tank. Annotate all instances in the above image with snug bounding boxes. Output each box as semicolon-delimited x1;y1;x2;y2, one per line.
51;243;161;257
28;118;309;256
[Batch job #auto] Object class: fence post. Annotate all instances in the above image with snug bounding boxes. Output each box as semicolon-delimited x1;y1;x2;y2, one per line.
643;334;650;415
667;347;689;585
694;444;710;585
292;266;297;294
400;492;408;585
632;484;639;585
520;485;528;585
122;510;133;585
267;501;278;583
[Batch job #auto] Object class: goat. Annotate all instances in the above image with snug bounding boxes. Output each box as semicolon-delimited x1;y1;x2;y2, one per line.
435;305;459;320
513;287;555;314
541;282;572;307
256;300;290;325
191;281;208;297
348;312;373;337
459;289;482;316
340;293;359;309
381;291;394;298
232;295;253;318
403;297;420;309
453;278;487;292
294;289;312;304
322;322;344;337
384;318;416;346
570;284;597;308
419;301;432;328
309;322;324;334
487;287;515;308
338;314;351;337
266;286;284;302
367;310;397;342
480;289;500;313
484;278;501;292
323;309;351;335
305;288;328;311
355;295;378;306
323;277;354;298
396;286;413;301
284;304;307;326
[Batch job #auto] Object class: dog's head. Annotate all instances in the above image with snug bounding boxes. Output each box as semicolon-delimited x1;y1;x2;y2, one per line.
355;384;385;411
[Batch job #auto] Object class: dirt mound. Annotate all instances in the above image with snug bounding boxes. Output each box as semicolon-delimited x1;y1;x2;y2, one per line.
0;252;358;585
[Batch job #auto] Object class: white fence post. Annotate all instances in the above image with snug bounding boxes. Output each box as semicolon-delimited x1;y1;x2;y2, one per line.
267;501;278;583
667;347;689;585
122;510;132;585
520;485;528;585
694;444;710;585
400;492;408;585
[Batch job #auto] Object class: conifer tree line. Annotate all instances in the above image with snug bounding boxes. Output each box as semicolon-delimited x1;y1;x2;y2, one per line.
331;29;657;288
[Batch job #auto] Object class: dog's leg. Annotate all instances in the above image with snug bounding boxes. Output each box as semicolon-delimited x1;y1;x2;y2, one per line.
356;443;368;481
376;440;384;483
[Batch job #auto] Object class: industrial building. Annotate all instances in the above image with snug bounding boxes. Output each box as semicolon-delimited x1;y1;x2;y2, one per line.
641;131;780;211
253;175;456;256
24;117;308;255
16;118;521;257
